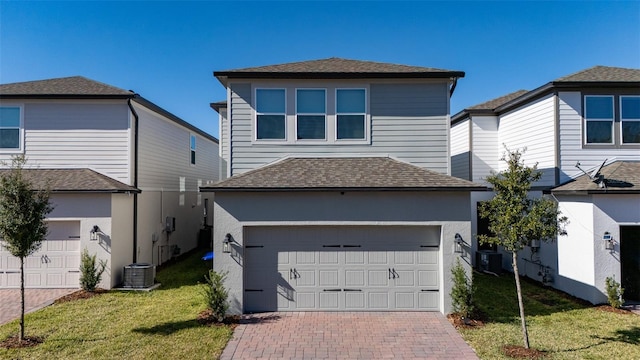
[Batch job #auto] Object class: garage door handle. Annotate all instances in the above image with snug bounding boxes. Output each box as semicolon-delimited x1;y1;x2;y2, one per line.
323;289;342;292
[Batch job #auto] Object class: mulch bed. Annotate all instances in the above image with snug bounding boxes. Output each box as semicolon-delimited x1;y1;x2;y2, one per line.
54;288;107;304
197;309;239;329
503;345;547;359
0;334;44;349
595;304;633;315
446;313;485;329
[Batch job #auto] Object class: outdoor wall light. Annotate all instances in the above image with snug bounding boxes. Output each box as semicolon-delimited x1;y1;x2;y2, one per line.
222;233;232;253
90;225;100;241
603;231;614;250
454;233;464;254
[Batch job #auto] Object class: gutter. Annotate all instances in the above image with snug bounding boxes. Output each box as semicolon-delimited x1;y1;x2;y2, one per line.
127;98;140;264
449;77;459;97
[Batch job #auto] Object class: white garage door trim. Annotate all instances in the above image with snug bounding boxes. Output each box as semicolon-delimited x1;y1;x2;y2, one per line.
0;221;81;288
244;226;441;312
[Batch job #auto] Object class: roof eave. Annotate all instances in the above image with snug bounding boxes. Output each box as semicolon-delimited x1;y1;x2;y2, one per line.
551;189;640;195
200;186;488;193
214;71;465;80
50;188;141;194
0;94;134;100
451;109;496;125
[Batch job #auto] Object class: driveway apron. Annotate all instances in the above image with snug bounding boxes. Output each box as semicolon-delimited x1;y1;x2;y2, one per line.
0;288;77;325
221;312;479;360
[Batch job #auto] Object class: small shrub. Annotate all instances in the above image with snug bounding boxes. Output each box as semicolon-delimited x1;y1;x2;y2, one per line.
80;248;107;292
605;276;624;308
201;270;229;322
450;258;475;318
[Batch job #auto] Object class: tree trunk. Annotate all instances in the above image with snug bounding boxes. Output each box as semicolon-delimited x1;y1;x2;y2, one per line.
512;251;530;349
20;256;25;341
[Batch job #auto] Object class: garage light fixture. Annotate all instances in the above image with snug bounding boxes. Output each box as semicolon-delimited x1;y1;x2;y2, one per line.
603;231;614;250
90;225;100;241
223;233;232;253
454;233;464;254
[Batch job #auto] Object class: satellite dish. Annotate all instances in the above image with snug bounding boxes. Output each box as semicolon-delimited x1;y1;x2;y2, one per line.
575;159;607;188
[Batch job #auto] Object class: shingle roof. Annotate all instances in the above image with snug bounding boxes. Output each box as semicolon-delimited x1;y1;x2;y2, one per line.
0;76;133;97
214;58;464;85
554;65;640;82
465;90;530;111
552;161;640;194
201;157;486;192
0;168;140;193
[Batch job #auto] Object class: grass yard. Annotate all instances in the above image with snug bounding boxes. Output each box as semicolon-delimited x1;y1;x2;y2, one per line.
0;249;233;360
460;271;640;359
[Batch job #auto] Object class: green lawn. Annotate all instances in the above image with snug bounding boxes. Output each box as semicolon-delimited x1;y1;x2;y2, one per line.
460;271;640;359
0;249;233;360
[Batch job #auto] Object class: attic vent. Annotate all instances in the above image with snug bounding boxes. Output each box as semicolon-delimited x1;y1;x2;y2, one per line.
123;263;155;288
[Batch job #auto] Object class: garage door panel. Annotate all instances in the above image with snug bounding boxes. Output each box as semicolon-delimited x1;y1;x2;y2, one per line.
419;291;439;310
295;252;315;264
395;270;415;286
46;273;63;286
319;270;339;286
25;257;43;269
25;273;42;287
344;270;365;287
418;250;438;264
345;251;365;264
295;270;316;287
296;292;316;309
345;292;365;309
366;252;387;265
419;270;438;288
319;292;340;309
368;270;389;286
368;292;389;309
394;252;415;265
46;239;64;251
319;251;338;264
395;292;416;309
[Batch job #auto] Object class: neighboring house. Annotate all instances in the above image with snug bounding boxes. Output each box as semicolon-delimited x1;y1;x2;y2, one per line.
0;76;219;289
450;65;640;304
203;58;486;315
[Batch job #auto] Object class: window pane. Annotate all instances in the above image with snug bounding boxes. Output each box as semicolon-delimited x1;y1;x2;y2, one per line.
622;121;640;143
256;89;285;113
0;129;19;148
190;135;196;150
585;97;613;119
622;97;640;119
297;115;325;139
297;90;325;113
586;120;612;143
337;115;365;139
337;89;365;113
257;115;285;139
0;107;20;127
191;150;196;165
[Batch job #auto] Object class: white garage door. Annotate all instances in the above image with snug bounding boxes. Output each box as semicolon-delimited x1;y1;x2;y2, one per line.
244;226;440;312
0;221;81;288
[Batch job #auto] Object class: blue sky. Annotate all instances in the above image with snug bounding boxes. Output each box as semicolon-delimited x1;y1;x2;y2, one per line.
1;1;639;138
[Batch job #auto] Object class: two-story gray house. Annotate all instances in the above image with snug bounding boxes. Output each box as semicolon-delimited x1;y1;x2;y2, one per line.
202;58;485;315
0;76;219;289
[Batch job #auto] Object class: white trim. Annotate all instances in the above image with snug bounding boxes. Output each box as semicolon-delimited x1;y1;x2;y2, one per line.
334;88;370;145
253;88;287;143
295;88;327;142
584;95;614;145
0;103;25;154
620;95;640;145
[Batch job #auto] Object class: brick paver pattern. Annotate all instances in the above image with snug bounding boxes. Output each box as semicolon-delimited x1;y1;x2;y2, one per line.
0;288;76;325
221;312;479;360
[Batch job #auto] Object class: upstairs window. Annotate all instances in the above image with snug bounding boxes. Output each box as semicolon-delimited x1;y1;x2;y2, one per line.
0;106;21;150
190;134;196;165
584;96;614;144
256;89;286;140
336;89;366;140
621;96;640;144
296;89;326;140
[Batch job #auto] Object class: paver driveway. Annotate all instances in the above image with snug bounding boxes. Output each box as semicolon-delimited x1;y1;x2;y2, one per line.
221;312;478;360
0;288;76;325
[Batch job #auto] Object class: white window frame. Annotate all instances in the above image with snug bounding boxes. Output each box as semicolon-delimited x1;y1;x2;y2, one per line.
190;134;196;165
295;88;327;142
584;95;614;145
620;95;640;144
254;88;287;142
0;104;24;154
334;88;369;144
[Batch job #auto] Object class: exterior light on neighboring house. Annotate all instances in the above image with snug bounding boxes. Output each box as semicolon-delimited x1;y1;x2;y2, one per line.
223;233;232;253
454;233;464;254
603;232;614;250
90;225;100;241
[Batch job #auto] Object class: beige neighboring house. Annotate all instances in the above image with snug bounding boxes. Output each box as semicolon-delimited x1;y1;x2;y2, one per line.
0;76;219;289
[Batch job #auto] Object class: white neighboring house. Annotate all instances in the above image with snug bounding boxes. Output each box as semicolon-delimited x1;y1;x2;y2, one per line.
203;58;487;315
0;76;219;289
450;66;640;304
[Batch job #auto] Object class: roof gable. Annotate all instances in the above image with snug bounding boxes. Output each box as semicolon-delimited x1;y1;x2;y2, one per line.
201;157;485;192
0;76;133;98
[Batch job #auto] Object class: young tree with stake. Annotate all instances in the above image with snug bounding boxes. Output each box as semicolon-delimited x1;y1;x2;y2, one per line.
478;148;567;349
0;155;53;341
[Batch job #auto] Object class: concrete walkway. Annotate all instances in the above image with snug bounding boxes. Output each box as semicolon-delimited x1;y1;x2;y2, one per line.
0;288;77;325
221;312;479;360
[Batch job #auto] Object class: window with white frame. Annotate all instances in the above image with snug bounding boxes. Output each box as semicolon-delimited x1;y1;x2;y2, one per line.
584;96;614;144
621;96;640;144
0;106;21;150
296;89;326;140
256;89;286;140
190;134;196;165
336;89;366;140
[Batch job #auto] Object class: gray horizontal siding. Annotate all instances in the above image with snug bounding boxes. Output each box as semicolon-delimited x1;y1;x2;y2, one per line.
229;81;450;175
